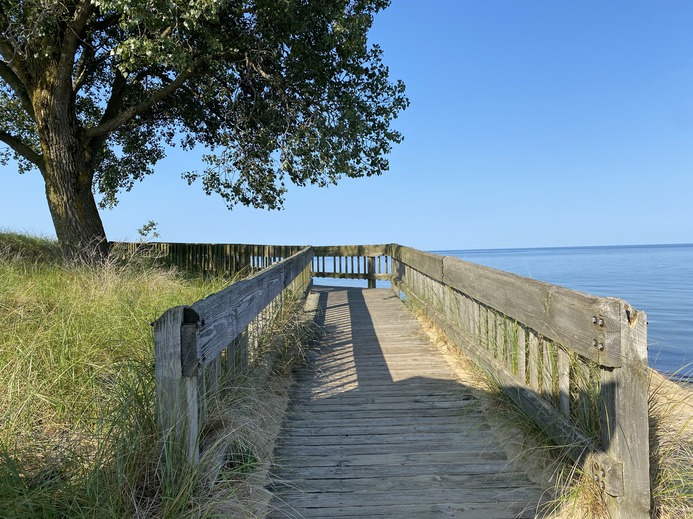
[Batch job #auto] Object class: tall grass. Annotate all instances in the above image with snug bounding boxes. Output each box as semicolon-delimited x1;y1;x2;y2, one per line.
0;233;230;518
648;370;693;518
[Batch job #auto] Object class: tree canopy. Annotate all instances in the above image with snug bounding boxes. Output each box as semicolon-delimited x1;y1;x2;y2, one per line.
0;0;407;259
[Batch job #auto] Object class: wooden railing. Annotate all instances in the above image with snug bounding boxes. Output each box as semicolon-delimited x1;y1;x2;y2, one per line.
113;241;304;276
114;242;390;287
149;241;650;517
153;248;313;464
312;245;390;288
389;244;650;518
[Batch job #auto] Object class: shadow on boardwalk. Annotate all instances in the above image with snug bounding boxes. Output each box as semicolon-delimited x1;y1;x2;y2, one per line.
266;286;547;519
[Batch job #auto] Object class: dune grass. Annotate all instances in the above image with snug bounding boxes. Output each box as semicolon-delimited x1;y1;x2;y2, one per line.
0;233;235;518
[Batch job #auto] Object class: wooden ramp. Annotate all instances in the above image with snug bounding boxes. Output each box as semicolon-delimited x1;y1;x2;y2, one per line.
267;286;543;518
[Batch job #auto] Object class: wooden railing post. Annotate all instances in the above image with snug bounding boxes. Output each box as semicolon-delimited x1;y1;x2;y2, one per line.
367;256;376;288
600;303;650;517
151;247;312;481
154;306;200;465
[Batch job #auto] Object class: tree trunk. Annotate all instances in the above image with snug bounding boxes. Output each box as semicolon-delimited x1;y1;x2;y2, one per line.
43;159;109;262
34;81;109;262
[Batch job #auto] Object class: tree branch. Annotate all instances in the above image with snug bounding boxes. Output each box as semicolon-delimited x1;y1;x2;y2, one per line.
72;41;96;93
86;68;128;164
0;37;20;64
91;13;120;32
58;0;96;87
0;60;35;119
0;129;44;172
73;45;117;94
85;69;194;138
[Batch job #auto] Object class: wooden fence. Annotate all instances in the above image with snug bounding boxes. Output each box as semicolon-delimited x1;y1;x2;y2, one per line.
388;244;650;518
153;247;313;464
113;241;304;276
114;242;390;286
312;245;391;288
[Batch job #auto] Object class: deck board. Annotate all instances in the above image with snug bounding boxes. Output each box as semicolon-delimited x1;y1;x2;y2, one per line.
267;286;543;518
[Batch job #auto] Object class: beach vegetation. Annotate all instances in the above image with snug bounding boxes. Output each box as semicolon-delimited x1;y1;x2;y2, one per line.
0;232;312;517
0;0;407;261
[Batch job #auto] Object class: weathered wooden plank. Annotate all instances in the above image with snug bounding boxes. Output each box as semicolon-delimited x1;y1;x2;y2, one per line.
153;306;200;464
367;256;376;288
272;473;537;493
274;460;528;479
115;241;308;275
311;271;389;280
275;449;511;469
193;266;283;363
270;486;539;506
528;330;540;392
268;502;535;519
390;244;444;282
312;244;389;257
285;405;477;421
191;248;312;365
542;338;554;402
517;323;527;383
289;384;472;398
277;440;509;457
441;256;621;367
277;430;491;446
558;346;570;416
270;286;543;516
496;310;505;363
289;384;475;400
600;302;650;515
269;503;535;519
282;421;489;438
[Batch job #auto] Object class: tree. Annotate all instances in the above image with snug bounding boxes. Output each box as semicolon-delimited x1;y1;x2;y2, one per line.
0;0;407;260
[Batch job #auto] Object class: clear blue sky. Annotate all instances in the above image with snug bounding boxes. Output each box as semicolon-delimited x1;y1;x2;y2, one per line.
2;1;692;250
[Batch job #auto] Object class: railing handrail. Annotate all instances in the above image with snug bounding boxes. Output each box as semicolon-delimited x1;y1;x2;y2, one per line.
389;244;633;367
389;243;650;518
153;247;313;464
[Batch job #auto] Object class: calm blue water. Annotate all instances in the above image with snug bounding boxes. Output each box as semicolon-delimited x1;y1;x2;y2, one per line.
434;244;692;376
314;244;692;376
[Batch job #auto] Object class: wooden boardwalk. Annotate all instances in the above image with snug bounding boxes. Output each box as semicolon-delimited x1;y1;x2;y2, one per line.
267;286;544;518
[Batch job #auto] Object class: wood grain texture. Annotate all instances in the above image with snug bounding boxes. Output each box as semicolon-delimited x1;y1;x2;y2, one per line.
153;306;200;463
390;244;444;283
440;257;622;367
600;302;650;515
267;286;544;518
192;249;313;366
312;244;389;257
390;246;624;367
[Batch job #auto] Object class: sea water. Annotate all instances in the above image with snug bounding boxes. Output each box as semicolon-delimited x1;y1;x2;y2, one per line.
314;244;692;376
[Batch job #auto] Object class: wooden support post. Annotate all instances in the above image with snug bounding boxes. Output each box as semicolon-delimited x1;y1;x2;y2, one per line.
557;347;570;416
599;304;650;517
528;331;540;392
517;325;527;383
367;256;376;288
154;306;200;465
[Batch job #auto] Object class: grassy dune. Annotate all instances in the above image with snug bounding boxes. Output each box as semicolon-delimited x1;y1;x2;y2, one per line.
0;234;231;518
